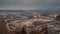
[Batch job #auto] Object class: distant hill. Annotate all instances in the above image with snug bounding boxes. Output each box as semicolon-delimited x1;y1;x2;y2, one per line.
0;9;60;14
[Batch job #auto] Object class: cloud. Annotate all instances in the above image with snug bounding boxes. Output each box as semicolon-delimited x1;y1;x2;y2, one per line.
0;0;60;10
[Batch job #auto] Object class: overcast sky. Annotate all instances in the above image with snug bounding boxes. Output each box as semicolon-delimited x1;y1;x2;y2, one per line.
0;0;60;10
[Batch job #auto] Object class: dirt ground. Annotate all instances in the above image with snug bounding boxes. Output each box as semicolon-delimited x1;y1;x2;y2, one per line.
0;17;46;34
